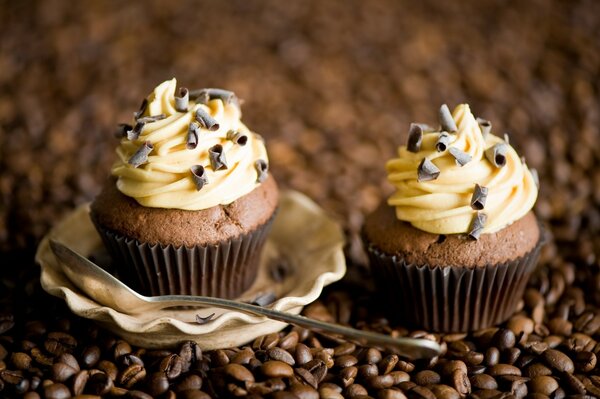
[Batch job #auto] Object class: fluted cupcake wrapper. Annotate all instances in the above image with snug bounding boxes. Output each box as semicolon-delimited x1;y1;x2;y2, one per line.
365;235;544;333
92;213;275;298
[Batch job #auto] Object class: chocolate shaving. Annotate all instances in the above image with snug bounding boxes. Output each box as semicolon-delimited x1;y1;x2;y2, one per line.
255;159;268;183
504;133;510;144
485;143;508;168
531;168;540;188
133;98;148;120
476;117;492;138
448;147;472;166
226;130;248;146
470;184;488;210
128;141;153;168
137;114;166;124
417;158;440;182
115;123;132;138
186;122;199;150
407;123;423;153
127;121;145;141
209;144;228;171
175;87;189;112
195;313;216;325
195;108;220;131
435;132;451;152
190;165;208;190
439;104;457;132
190;88;239;108
249;292;277;307
468;212;487;240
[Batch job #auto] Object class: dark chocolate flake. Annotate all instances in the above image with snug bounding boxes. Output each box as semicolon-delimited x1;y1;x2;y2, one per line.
530;168;540;188
186;122;199;150
476;117;492;138
417;158;440;182
448;147;472;166
128;141;153;168
115;123;132;138
255;159;269;183
407;123;423;153
191;88;239;108
485;143;508;168
468;212;487;240
133;98;148;120
190;165;208;190
127;121;145;141
195;313;216;325
249;292;277;307
436;132;451;152
471;184;489;210
226;130;248;146
209;144;228;171
175;87;189;112
439;104;457;132
504;133;510;144
137;114;166;124
195;108;220;131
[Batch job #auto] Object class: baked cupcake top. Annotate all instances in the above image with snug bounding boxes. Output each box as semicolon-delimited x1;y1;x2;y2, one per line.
386;104;538;238
111;78;269;210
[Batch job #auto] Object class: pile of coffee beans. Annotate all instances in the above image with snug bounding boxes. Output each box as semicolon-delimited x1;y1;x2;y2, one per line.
1;0;599;397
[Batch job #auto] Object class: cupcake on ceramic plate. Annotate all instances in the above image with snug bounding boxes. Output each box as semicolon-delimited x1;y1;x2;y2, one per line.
362;104;543;332
91;78;278;298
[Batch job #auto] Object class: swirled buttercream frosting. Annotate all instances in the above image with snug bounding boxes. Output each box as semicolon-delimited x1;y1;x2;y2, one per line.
111;78;269;210
386;104;538;237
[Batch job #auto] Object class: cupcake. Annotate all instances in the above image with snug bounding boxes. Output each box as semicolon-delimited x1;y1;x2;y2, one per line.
362;104;543;332
91;78;278;298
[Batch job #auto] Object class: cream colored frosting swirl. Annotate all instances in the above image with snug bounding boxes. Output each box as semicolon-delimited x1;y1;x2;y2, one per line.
111;78;268;210
386;104;538;235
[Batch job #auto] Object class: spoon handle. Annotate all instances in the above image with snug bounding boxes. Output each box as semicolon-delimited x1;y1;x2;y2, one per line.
153;295;441;359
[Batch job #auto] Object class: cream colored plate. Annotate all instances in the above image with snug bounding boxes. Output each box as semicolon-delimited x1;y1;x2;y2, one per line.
36;190;346;349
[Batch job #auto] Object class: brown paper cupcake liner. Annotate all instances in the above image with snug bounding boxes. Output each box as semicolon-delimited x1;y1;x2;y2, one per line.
92;212;276;298
365;233;545;333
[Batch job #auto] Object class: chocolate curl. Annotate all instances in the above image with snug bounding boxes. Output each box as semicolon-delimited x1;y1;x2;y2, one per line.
190;165;208;190
407;123;423;153
485;143;508;168
133;98;148;120
115;123;132;138
127;121;145;141
449;147;472;166
175;87;189;112
226;130;248;146
504;133;510;144
417;158;440;182
195;313;215;325
137;114;166;124
128;141;153;168
191;88;239;108
470;184;488;210
255;159;269;183
435;132;451;152
186;122;200;150
530;168;540;188
476;117;492;138
468;212;487;240
249;292;277;307
439;104;457;133
209;144;228;171
195;108;220;131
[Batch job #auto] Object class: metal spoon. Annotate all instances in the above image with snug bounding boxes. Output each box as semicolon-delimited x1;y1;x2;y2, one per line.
49;240;441;359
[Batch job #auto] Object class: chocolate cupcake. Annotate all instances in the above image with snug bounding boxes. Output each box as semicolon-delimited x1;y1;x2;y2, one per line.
91;78;278;298
362;104;543;332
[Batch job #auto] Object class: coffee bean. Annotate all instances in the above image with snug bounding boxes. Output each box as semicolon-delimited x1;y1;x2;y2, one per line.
178;390;211;399
295;343;313;366
253;333;279;351
485;347;500;366
429;384;460;399
440;360;467;377
119;364;146;389
211;349;229;367
261;360;294;378
410;385;436;399
279;331;299;351
224;363;254;382
414;370;440;385
378;354;398;375
504;347;521;365
493;329;516;350
179;341;202;372
232;347;255;364
333;342;356;357
97;360;118;381
159;354;183;380
345;383;368;398
312;362;328;383
530;375;558;395
113;340;132;360
508;315;535;337
488;364;522;377
542;349;574;373
470;373;498;390
378;388;407;399
367;373;394;389
72;370;89;396
340;365;357;386
574;351;597;372
51;362;78;382
295;367;318;389
174;374;202;392
335;354;358;368
396;360;415;373
319;386;344;399
44;382;71;399
80;346;101;368
452;369;471;396
0;369;24;384
30;347;53;367
561;372;587;395
525;362;552;378
86;372;113;396
23;392;40;399
119;353;144;368
58;353;80;372
10;352;31;370
127;390;154;399
268;347;295;365
364;348;382;364
44;332;77;356
290;383;319;399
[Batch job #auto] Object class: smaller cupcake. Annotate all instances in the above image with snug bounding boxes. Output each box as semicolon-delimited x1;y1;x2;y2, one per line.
362;104;543;332
91;78;278;298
